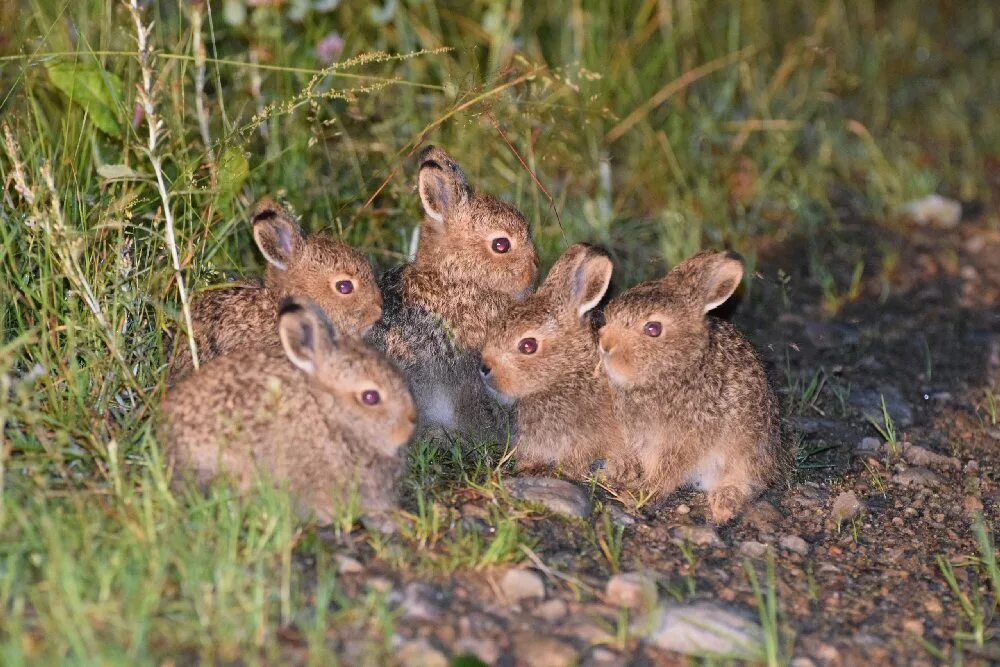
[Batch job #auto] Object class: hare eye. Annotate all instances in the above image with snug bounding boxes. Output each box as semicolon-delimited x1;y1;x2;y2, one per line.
491;237;511;254
517;337;538;355
361;389;381;405
643;321;662;337
334;279;354;295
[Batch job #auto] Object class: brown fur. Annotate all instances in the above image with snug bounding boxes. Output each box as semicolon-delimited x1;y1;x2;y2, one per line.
481;244;624;475
598;251;789;523
368;146;538;441
162;298;416;531
168;199;382;383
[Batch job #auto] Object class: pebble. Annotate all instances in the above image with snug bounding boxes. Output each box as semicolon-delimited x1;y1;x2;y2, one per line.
637;602;764;659
401;582;446;622
606;504;636;526
675;504;691;515
582;647;620;665
605;572;658;610
454;637;499;665
857;436;882;453
505;477;592;518
534;598;569;621
740;541;769;558
903;193;962;229
924;597;943;614
672;524;720;547
513;634;578;667
366;576;394;594
334;554;364;575
893;466;943;488
903;619;925;637
963;496;984;515
830;491;864;525
743;499;783;533
803;321;860;349
500;568;546;602
849;386;914;428
780;534;810;555
397;639;448;667
902;445;960;470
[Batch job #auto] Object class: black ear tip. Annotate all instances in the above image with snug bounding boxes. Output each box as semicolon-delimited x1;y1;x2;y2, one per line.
252;208;279;225
418;145;437;161
723;250;745;264
278;297;305;318
419;158;443;173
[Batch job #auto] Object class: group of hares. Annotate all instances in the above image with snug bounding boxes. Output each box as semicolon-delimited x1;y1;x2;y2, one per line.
162;146;792;532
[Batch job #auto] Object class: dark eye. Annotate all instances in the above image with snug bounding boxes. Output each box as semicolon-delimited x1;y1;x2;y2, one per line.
491;237;511;254
335;279;354;295
361;389;380;405
643;321;662;337
517;337;538;355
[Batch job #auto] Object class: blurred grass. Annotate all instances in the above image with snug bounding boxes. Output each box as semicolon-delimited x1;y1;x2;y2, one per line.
0;0;998;661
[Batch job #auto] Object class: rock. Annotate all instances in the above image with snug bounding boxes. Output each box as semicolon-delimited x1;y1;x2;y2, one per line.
366;576;394;594
902;619;925;637
534;598;569;622
334;554;364;575
780;534;810;555
675;504;691;515
893;466;943;488
637;602;764;659
506;477;592;518
397;639;448;667
513;634;578;667
849;386;914;428
963;496;984;515
740;541;769;558
605;572;658;610
401;582;445;622
903;194;962;229
743;499;783;533
560;614;616;645
582;647;620;665
790;659;818;667
986;427;1000;441
902;445;960;470
803;322;860;349
500;568;546;602
856;437;882;453
606;504;636;526
672;525;720;547
831;491;863;525
454;637;499;665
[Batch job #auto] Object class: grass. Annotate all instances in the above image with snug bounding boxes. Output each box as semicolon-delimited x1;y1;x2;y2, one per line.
0;0;998;662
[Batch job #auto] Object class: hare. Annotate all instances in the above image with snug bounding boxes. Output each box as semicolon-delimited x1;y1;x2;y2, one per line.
597;251;788;523
168;199;382;383
480;243;625;476
162;297;416;531
368;146;539;441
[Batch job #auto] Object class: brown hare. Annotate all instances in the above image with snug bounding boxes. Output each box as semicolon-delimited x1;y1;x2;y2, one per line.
598;251;788;523
162;297;416;531
168;199;382;383
368;146;539;442
480;243;625;476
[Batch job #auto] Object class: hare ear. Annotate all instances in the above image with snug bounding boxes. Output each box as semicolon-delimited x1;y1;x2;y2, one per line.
252;200;304;271
278;298;338;375
417;146;471;224
567;245;613;318
701;252;744;313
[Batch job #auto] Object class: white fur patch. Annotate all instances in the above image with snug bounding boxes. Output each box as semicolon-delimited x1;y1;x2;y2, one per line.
690;452;725;491
423;383;457;430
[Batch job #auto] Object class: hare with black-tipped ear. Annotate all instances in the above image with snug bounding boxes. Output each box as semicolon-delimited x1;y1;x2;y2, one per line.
368;146;540;442
480;243;625;476
598;251;789;523
167;199;382;383
162;297;416;532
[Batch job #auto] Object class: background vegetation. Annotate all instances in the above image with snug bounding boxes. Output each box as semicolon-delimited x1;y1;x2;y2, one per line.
0;0;997;662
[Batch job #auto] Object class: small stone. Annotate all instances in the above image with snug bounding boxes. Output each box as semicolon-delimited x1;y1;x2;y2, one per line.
506;477;592;518
675;504;691;515
605;572;658;610
790;659;817;667
560;614;615;645
740;541;769;558
334;554;364;575
583;647;620;665
397;639;448;667
893;466;943;488
850;386;914;428
903;193;962;229
924;597;943;614
672;525;720;547
513;634;578;667
831;491;864;525
963;496;984;515
803;322;860;349
606;504;636;526
892;516;904;527
401;582;445;622
743;499;783;533
637;602;763;659
534;598;569;621
857;437;882;453
780;534;810;555
902;619;925;637
903;445;960;470
500;568;546;602
366;576;394;594
454;637;499;665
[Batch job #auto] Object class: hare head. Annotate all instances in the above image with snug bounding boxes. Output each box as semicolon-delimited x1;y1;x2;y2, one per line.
253;200;382;336
599;251;744;389
413;146;538;299
480;243;613;403
277;298;416;455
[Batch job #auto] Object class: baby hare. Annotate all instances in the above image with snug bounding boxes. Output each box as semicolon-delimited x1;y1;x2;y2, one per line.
162;297;416;531
369;146;539;440
480;244;624;475
168;199;382;383
598;251;787;523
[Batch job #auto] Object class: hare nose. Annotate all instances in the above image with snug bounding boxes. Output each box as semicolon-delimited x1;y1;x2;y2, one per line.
479;363;492;378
